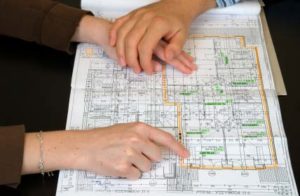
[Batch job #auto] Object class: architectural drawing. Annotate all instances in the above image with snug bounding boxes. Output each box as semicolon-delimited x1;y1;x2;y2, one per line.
56;14;298;196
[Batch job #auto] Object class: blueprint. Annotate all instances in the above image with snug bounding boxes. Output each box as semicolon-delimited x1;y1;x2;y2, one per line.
56;7;298;196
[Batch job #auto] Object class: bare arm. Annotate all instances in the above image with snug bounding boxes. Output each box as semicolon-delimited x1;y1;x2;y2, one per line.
109;0;216;74
71;15;195;73
21;123;189;179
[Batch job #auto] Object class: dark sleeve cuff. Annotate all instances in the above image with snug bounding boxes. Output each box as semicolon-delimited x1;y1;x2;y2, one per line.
41;3;91;54
0;125;25;186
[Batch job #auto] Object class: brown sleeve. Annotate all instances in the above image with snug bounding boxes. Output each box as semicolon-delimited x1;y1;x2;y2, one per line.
0;0;91;53
0;125;25;186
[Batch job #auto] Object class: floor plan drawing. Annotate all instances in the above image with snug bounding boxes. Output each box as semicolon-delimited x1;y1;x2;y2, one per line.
56;14;298;196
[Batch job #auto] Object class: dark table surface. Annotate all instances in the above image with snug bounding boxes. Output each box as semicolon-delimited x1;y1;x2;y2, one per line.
0;0;299;195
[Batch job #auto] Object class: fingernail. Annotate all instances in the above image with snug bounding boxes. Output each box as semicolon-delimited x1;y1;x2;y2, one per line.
154;62;162;72
119;57;126;66
185;68;193;74
181;149;190;158
183;150;190;158
190;62;198;71
134;68;141;74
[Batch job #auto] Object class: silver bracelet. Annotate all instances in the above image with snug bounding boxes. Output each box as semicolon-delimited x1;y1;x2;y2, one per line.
36;131;54;177
36;131;45;176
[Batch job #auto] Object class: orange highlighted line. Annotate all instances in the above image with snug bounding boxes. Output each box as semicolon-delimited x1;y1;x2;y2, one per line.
161;35;278;170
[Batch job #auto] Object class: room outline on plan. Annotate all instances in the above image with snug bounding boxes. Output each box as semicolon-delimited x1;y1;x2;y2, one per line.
57;13;298;196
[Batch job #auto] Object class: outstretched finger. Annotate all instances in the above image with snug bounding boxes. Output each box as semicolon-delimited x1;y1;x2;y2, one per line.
116;18;139;68
138;20;170;74
125;15;154;74
142;125;189;158
154;41;193;74
177;51;197;71
165;31;187;61
110;15;130;46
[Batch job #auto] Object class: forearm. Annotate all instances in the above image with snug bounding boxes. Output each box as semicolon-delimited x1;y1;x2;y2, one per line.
71;15;118;60
187;0;217;19
161;0;216;24
21;131;82;174
20;122;189;180
71;15;112;47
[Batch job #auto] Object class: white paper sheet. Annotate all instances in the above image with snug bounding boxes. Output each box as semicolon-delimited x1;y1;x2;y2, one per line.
56;1;298;195
81;0;261;19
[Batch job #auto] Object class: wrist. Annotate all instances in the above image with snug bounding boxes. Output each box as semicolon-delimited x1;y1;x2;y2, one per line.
21;131;73;174
54;130;95;171
22;133;40;174
188;0;217;20
35;131;84;172
72;15;112;47
45;131;86;171
161;0;216;26
21;130;90;174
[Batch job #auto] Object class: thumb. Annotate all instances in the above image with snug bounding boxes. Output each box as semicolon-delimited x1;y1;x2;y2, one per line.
165;31;187;61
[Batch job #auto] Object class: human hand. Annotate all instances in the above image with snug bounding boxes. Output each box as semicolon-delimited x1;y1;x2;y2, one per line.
109;0;216;74
72;15;198;73
22;123;188;179
68;123;189;179
71;15;118;60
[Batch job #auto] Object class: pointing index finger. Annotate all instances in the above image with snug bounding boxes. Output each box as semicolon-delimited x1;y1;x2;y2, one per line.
143;125;189;158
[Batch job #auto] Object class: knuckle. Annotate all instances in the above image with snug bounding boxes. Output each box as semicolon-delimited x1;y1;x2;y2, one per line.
116;163;130;175
125;147;135;157
128;135;142;145
143;11;155;19
132;122;148;130
152;16;166;26
123;132;141;145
